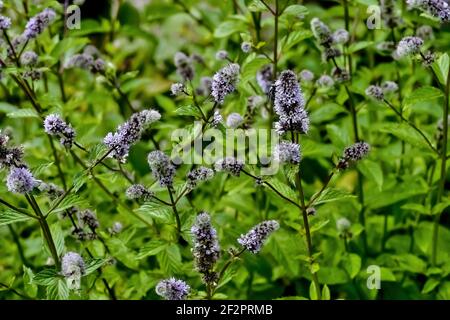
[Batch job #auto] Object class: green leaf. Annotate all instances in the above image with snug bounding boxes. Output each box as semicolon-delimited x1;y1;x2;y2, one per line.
33;268;60;286
313;188;356;206
0;210;32;226
49;224;65;257
23;266;37;298
282;5;309;18
348;41;373;54
282;30;313;51
358;160;383;191
175;105;202;118
135;202;172;223
431;53;449;85
0;102;19;113
48;194;88;216
157;244;182;274
381;123;435;152
46;279;69;300
137;241;168;259
7;109;39;118
214;19;246;38
309;281;318;300
248;0;268;12
85;259;109;275
403;86;443;107
422;278;440;294
431;198;450;215
240;57;270;84
343;253;362;279
265;178;298;203
322;284;331;300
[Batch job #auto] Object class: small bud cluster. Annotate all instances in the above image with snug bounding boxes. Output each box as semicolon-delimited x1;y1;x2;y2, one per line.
156;278;190;300
44;114;76;148
237;220;279;254
211;63;240;104
337;142;371;170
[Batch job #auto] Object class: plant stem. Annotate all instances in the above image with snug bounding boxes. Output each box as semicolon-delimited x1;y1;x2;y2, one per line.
273;0;279;79
342;0;353;77
295;171;321;300
0;198;34;217
210;248;246;298
167;186;182;241
25;194;60;267
431;68;450;266
8;225;32;268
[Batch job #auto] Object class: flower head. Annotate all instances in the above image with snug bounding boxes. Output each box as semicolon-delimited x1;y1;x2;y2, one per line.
6;167;37;194
191;212;220;284
20;51;38;66
316;75;335;88
273;141;302;164
214;157;244;176
0;132;24;169
256;64;273;94
187;167;214;189
241;42;252;53
332;29;349;44
396;36;424;57
226;113;244;128
44;114;76;148
336;217;351;232
174;52;194;81
61;252;86;290
338;141;370;170
211;63;240;104
215;50;229;60
238;220;279;254
147;151;176;187
382;81;399;93
407;0;450;22
78;209;100;230
23;8;56;40
0;15;11;30
125;184;154;200
365;85;384;101
104;109;161;162
299;69;314;82
274;70;305;116
156;278;190;300
171;83;185;96
310;18;333;46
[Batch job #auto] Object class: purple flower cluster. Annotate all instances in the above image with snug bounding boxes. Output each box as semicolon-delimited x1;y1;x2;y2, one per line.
61;252;86;290
23;8;56;40
238;220;279;254
191;212;220;284
365;85;384;101
338;142;371;170
0;15;11;30
211;63;240;104
147;150;176;187
273;141;302;164
65;53;105;73
396;36;424;57
174;52;194;82
256;64;273;94
104;109;161;162
214;157;244;176
0;131;24;169
125;184;154;200
6;167;37;194
186;167;214;189
78;209;100;230
273;70;310;135
156;278;190;300
407;0;450;22
44;114;76;148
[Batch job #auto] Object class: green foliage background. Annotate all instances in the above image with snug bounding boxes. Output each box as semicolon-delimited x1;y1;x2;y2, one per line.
0;0;449;300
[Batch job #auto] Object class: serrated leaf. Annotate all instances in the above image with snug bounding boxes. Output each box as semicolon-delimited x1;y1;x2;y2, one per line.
214;19;246;38
282;30;313;51
137;241;168;259
358;159;383;191
403;86;443;107
240;57;270;84
313;188;356;205
46;279;69;300
0;210;32;226
343;253;361;279
33;268;60;286
265;178;298;203
282;5;309;17
175;105;202;118
49;224;65;257
432;53;449;85
157;244;182;274
7;109;39;118
422;278;440;294
381;123;435;152
84;258;109;275
48;194;88;216
135;202;172;223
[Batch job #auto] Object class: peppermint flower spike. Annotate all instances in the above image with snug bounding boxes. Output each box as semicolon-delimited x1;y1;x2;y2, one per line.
0;131;24;169
215;50;229;61
174;51;194;82
23;8;56;40
156;278;190;300
337;141;370;170
186;167;214;189
395;36;424;58
365;85;384;101
238;220;280;254
406;0;450;23
191;212;220;285
6;167;37;194
214;157;244;176
310;17;333;46
0;15;11;30
256;64;273;94
61;252;86;290
211;63;240;104
147;150;176;187
273;141;302;164
103;109;161;162
43;114;76;148
125;184;154;200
